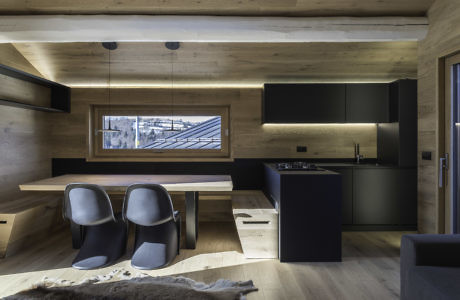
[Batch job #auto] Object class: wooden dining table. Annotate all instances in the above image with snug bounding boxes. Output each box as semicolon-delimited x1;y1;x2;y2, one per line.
19;174;233;249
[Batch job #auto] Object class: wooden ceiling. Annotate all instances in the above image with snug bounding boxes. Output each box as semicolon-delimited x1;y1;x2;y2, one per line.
12;42;418;86
0;0;434;16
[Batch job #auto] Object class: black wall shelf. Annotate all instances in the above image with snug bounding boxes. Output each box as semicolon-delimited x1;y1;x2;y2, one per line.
0;64;70;113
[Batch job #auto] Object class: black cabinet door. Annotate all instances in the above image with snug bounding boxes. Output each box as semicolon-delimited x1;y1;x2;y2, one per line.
353;168;416;225
398;168;417;225
327;167;353;225
263;84;346;123
346;84;389;123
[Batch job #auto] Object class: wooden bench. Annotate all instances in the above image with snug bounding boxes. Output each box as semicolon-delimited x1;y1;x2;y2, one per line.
0;194;63;258
232;191;278;259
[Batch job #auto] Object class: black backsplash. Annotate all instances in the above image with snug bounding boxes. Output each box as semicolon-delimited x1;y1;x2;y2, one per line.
52;158;370;190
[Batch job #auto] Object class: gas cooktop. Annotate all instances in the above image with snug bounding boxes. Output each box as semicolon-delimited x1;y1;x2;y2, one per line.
276;162;319;171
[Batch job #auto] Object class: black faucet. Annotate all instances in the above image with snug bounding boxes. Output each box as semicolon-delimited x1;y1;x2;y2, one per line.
354;143;363;164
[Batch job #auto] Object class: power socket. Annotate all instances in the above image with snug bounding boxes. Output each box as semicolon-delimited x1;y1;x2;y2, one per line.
297;146;307;152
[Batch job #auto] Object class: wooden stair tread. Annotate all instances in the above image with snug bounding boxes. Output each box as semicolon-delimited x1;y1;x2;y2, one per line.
0;194;61;214
232;191;277;213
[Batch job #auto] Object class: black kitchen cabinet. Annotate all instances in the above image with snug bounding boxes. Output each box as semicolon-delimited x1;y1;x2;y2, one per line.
326;167;353;225
264;164;342;262
346;84;389;123
377;79;417;167
353;168;417;225
263;84;346;123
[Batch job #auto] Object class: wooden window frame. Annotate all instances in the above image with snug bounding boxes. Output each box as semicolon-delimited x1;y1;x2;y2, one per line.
88;105;230;161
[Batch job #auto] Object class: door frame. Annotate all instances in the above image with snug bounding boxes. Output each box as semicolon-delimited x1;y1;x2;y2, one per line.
441;52;460;234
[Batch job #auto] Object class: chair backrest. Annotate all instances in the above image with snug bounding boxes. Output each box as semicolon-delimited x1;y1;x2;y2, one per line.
64;183;115;226
123;184;175;226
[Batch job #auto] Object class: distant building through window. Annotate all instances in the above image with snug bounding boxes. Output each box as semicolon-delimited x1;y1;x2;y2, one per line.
89;105;230;160
102;116;222;150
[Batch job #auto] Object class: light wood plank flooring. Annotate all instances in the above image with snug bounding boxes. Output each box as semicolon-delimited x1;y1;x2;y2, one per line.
0;222;410;299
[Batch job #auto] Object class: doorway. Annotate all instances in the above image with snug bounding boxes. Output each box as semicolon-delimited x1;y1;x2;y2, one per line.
443;53;460;234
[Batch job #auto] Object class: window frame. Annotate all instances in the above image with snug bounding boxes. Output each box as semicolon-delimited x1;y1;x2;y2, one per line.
88;105;230;161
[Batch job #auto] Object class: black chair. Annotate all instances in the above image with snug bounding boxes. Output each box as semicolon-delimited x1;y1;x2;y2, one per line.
64;184;128;270
123;184;181;270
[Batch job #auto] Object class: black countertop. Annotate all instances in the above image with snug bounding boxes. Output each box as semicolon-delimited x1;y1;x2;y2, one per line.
264;163;340;175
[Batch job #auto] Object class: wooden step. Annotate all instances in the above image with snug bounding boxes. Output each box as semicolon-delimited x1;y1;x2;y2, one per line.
232;191;278;259
0;194;63;258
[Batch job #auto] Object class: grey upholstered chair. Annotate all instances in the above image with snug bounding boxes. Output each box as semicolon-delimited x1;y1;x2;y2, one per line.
64;184;128;270
123;184;181;270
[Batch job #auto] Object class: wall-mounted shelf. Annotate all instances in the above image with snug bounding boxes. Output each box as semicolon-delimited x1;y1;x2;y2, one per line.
0;64;70;113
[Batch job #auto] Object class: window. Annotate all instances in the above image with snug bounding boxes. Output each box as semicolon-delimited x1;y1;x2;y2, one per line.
89;105;230;160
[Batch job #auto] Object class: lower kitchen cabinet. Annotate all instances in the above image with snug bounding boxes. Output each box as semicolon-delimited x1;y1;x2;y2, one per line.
326;167;353;225
353;168;417;225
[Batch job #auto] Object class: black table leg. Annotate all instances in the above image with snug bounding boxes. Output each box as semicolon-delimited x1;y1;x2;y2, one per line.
185;191;199;249
70;221;83;249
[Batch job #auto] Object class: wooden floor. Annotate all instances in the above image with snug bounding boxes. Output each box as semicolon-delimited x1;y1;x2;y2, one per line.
0;222;410;299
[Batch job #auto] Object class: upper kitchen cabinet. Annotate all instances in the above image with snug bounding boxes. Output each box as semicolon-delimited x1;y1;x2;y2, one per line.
263;84;346;123
345;84;389;123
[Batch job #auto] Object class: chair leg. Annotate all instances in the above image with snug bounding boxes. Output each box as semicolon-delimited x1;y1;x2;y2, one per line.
176;214;181;255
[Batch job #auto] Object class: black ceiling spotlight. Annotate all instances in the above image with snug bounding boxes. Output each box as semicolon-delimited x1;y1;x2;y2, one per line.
102;42;118;51
165;42;180;51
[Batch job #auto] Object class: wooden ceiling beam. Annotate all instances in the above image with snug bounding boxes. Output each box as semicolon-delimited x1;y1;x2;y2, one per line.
0;15;428;43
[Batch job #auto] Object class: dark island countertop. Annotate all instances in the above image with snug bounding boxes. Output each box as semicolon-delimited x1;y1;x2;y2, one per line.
263;163;340;175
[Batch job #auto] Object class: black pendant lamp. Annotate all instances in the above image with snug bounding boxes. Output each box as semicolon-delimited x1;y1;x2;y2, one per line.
98;42;121;133
164;42;181;133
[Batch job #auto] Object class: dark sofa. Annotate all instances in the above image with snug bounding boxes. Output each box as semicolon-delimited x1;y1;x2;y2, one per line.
401;234;460;300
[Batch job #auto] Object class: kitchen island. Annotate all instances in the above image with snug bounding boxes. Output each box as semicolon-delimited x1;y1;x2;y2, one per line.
264;163;342;262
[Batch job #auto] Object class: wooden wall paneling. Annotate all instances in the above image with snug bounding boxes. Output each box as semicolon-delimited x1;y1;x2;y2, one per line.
50;88;378;160
0;106;53;203
13;42;418;87
417;0;460;233
0;0;434;16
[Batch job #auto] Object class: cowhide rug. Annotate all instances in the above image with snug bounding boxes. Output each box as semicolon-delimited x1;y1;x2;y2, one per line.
4;268;258;300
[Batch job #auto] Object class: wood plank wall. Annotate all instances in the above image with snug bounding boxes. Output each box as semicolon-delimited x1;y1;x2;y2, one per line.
50;88;378;160
418;0;460;233
0;44;53;203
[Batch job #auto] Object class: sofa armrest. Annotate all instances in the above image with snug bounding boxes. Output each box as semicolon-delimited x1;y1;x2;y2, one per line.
401;234;460;299
401;234;460;268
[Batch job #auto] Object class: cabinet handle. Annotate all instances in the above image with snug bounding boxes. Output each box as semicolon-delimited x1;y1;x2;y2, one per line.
0;220;7;224
243;221;270;225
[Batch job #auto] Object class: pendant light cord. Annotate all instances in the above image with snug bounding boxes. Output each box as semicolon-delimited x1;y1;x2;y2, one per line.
171;51;174;130
108;48;112;130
